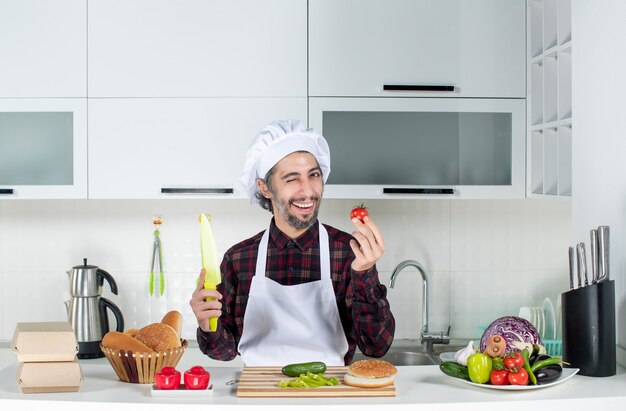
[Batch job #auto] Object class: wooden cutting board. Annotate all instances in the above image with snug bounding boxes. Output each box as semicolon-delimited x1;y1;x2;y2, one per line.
236;366;396;398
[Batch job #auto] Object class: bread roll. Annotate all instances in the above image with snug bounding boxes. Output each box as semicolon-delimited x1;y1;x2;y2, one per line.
161;310;183;338
101;331;154;353
343;359;397;388
124;328;139;338
135;323;181;352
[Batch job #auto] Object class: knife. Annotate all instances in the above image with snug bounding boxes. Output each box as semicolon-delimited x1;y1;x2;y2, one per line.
576;242;587;287
199;212;221;332
590;229;599;284
597;226;610;282
568;246;575;289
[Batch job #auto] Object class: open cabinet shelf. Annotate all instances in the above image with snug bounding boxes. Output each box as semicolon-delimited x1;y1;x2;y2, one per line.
528;0;572;199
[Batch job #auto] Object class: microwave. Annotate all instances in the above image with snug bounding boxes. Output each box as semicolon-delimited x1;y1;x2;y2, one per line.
309;97;525;199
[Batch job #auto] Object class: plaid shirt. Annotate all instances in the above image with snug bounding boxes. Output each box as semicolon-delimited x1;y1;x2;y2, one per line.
197;218;395;365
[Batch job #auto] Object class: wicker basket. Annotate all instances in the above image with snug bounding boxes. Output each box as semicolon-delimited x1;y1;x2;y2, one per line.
100;339;188;384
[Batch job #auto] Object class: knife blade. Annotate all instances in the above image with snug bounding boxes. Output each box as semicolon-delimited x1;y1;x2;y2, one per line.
597;225;610;282
568;246;575;289
576;242;588;287
590;229;599;284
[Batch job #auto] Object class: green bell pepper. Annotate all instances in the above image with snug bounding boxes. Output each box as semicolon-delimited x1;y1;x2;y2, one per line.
467;353;493;384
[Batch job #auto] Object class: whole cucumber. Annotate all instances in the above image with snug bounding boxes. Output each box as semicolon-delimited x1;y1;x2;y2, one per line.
281;361;327;377
439;361;470;380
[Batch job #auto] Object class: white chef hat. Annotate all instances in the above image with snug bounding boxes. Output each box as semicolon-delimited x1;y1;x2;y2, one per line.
239;120;331;205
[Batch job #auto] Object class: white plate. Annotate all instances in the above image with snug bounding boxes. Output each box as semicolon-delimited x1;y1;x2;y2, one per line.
151;384;213;397
555;294;562;339
452;368;579;391
543;297;556;340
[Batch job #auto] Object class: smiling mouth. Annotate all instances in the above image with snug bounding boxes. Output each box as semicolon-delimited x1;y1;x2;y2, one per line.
290;199;318;215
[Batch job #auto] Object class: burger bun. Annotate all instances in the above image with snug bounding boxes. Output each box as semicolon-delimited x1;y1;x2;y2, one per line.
344;359;397;388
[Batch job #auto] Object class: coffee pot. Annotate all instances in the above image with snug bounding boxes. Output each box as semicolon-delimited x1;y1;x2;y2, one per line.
65;258;124;359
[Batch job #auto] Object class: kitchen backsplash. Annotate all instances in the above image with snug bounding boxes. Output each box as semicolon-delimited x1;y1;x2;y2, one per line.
0;199;571;343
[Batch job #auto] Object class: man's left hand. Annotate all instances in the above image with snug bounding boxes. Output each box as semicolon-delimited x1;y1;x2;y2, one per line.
349;215;386;272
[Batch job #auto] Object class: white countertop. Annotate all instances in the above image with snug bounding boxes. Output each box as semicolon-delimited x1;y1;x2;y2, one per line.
1;347;626;411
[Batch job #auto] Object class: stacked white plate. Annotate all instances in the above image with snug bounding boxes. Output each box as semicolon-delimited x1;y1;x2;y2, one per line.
518;306;545;338
542;297;556;340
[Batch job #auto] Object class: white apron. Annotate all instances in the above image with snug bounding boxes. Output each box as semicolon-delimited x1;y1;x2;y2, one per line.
237;222;349;366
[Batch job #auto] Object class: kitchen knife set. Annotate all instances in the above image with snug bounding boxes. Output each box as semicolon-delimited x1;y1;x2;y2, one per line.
568;225;610;289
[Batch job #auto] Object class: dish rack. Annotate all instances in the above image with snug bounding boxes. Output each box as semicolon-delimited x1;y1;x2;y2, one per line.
543;339;563;357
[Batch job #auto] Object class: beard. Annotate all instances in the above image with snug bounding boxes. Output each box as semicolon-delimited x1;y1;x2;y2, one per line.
271;191;321;230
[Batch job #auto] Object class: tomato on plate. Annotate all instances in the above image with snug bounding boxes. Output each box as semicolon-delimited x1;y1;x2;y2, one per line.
508;368;529;386
503;352;524;372
154;366;181;390
350;204;369;223
184;366;210;390
489;369;509;385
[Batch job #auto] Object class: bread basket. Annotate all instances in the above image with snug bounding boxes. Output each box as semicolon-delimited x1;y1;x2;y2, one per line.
100;339;188;384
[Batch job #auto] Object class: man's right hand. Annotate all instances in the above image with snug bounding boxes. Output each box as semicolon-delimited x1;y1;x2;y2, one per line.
189;268;223;332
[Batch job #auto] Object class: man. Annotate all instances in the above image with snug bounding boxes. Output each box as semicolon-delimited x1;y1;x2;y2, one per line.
190;120;395;365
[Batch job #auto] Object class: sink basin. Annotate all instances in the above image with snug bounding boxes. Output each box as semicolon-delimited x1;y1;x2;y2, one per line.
352;350;439;366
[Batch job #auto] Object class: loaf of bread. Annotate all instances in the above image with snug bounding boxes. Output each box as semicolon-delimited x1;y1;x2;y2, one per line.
101;331;154;353
135;323;181;352
161;311;182;338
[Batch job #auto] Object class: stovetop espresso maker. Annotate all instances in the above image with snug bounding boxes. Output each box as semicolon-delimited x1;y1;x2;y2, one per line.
65;258;124;359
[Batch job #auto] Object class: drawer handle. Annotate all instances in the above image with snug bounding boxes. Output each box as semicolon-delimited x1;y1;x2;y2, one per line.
383;188;454;195
161;188;234;194
383;84;455;92
0;188;14;195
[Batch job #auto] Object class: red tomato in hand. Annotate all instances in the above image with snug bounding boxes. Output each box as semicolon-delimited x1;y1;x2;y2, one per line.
184;366;210;390
489;369;509;385
154;366;181;390
350;204;369;222
503;352;524;372
508;368;529;386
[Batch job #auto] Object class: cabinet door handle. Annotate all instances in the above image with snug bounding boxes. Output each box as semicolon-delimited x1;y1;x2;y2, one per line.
161;188;234;194
0;188;14;195
383;84;455;92
383;188;455;195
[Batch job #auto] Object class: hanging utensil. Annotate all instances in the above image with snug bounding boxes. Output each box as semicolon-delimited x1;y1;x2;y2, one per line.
149;215;165;296
597;225;610;282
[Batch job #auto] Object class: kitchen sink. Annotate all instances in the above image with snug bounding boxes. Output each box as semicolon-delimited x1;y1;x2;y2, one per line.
351;340;467;366
352;350;440;366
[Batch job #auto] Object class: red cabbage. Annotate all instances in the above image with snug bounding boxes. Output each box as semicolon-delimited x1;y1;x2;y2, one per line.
480;316;542;354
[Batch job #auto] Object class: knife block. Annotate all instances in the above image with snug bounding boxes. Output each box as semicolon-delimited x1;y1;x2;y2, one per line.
561;280;616;377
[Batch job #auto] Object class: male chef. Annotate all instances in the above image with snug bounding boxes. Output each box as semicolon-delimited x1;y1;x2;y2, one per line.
190;120;395;365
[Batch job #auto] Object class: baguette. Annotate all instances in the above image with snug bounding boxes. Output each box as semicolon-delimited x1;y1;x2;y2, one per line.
161;310;183;338
101;331;154;353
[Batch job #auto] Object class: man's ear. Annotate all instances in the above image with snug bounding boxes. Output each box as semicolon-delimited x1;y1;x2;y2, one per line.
257;179;271;199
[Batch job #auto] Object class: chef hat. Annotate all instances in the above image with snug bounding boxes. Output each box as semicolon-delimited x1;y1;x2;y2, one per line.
239;120;331;205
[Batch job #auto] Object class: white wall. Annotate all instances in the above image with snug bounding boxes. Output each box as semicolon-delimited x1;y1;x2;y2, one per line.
0;198;570;344
572;0;626;365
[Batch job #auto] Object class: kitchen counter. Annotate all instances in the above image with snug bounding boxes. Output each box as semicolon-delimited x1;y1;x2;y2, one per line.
1;346;626;411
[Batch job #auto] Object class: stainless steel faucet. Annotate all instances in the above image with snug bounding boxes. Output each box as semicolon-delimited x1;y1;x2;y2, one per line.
390;260;450;353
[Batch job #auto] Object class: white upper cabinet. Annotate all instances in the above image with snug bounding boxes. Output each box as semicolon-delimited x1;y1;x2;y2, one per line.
0;99;88;199
88;98;307;199
88;0;307;97
309;0;526;98
0;0;87;97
